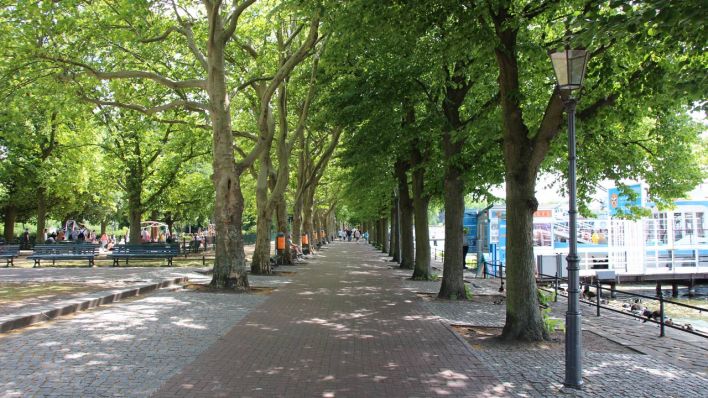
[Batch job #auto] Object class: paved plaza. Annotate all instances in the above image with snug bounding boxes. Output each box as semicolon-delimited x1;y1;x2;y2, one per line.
0;242;706;397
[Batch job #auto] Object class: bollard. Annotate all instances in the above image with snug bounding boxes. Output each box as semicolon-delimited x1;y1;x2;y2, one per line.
596;279;601;317
659;292;665;337
302;233;310;255
554;272;559;303
276;232;285;265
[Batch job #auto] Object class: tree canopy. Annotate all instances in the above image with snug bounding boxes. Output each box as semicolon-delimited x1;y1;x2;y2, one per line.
0;0;704;341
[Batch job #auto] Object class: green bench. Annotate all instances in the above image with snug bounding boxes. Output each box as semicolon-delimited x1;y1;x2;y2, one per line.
0;244;20;267
28;244;100;267
108;244;180;267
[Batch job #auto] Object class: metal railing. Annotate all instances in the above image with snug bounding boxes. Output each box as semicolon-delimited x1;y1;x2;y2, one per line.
481;264;707;339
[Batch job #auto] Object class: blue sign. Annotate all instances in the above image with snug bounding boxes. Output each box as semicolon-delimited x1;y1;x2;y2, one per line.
489;209;507;265
608;184;643;217
463;210;478;250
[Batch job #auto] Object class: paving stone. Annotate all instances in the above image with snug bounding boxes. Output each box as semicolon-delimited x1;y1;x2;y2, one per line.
1;242;706;397
0;290;266;397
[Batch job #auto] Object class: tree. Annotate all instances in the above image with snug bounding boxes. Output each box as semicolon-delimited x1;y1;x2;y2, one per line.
95;108;209;243
0;77;101;240
26;0;321;289
248;23;322;274
483;0;706;340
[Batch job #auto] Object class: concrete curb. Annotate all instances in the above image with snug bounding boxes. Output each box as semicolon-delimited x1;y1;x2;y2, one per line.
0;277;188;333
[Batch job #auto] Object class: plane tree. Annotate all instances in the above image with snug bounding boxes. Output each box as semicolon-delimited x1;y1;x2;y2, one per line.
242;18;324;274
0;78;101;240
22;0;322;289
94;107;210;243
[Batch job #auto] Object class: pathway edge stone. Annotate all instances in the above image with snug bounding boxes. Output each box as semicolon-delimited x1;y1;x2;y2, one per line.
0;276;187;333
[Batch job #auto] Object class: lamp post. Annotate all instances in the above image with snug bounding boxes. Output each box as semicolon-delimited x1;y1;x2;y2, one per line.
548;47;590;390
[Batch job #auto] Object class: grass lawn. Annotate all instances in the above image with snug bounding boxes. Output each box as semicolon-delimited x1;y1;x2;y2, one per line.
0;282;108;303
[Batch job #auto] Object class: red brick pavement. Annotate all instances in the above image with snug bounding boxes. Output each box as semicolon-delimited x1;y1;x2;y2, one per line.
152;243;504;397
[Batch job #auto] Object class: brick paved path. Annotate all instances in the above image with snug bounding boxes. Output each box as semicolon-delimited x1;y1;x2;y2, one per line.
154;243;502;398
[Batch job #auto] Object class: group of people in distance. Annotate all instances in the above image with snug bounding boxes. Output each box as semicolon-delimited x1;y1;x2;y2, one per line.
338;228;368;243
42;225;92;244
42;226;120;250
140;228;176;244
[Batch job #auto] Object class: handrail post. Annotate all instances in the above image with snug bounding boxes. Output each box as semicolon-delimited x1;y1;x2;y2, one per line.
499;263;505;292
554;272;559;302
596;279;601;317
659;292;665;337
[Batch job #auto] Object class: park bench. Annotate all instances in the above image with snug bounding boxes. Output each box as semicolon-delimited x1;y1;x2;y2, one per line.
28;243;100;268
108;244;180;267
0;244;20;267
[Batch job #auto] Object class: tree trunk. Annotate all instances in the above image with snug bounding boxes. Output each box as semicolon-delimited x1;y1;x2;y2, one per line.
381;216;389;253
314;210;323;246
207;9;248;290
292;195;303;247
3;205;17;242
127;187;142;244
100;221;107;236
251;206;272;274
36;187;47;243
411;146;431;280
276;196;293;264
164;212;174;236
502;173;546;340
493;11;546;340
438;131;467;300
389;197;397;260
395;160;414;269
303;186;314;253
251;143;274;274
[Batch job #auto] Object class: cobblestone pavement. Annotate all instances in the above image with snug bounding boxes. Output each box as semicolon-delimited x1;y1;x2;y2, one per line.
154;243;503;397
383;260;708;397
0;290;267;398
2;243;706;397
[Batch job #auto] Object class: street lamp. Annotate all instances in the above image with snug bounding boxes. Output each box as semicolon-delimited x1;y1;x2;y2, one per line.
548;47;590;390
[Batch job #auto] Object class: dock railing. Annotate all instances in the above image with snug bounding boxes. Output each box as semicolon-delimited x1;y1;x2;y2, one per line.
480;261;707;339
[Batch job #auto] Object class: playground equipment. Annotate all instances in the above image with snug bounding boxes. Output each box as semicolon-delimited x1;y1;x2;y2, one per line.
140;221;170;242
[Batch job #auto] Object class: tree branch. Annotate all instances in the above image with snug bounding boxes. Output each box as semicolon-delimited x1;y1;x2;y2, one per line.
144;148;210;206
529;88;565;173
233;130;258;141
413;78;436;104
237;11;321;171
240;43;259;59
81;95;207;114
460;92;500;128
223;0;257;44
139;26;179;43
43;56;207;89
229;75;274;99
178;24;209;70
283;23;305;49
